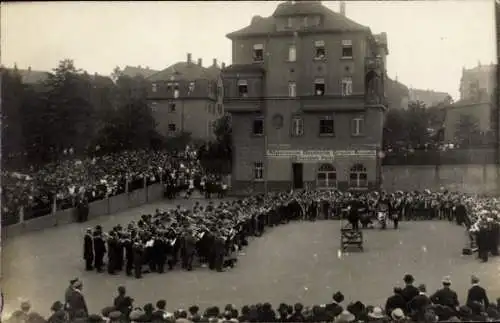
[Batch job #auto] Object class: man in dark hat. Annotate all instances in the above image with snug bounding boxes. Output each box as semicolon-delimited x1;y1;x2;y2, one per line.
107;231;118;275
123;233;134;276
181;229;196;271
132;240;144;279
401;274;419;304
83;228;94;271
93;227;106;273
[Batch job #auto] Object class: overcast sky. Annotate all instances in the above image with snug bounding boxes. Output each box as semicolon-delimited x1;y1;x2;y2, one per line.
2;1;496;100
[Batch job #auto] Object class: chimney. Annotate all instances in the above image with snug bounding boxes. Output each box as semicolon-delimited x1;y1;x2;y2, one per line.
28;66;31;72
340;1;346;16
221;62;226;69
213;58;217;67
187;53;192;64
197;58;202;67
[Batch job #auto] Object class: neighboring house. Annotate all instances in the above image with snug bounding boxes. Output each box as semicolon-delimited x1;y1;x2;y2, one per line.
443;100;493;143
146;55;225;140
408;88;452;108
121;65;159;79
385;77;409;110
459;63;496;102
222;0;388;192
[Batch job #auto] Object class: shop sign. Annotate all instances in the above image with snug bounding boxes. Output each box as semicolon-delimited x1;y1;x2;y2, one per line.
266;150;376;161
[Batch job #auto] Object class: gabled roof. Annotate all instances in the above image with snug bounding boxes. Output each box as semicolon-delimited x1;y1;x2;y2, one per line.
148;62;213;82
227;1;369;39
122;66;159;79
205;65;222;80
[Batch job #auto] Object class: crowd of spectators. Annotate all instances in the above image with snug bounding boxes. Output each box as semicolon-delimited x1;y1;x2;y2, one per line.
5;273;500;323
1;149;201;225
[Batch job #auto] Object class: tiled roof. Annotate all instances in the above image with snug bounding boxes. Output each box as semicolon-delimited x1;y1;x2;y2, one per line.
122;66;159;78
148;62;213;82
11;69;50;84
227;1;368;39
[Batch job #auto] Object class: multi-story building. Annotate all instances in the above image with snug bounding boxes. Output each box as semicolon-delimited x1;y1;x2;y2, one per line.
222;0;388;192
408;88;452;108
146;54;225;140
459;63;496;102
385;77;409;110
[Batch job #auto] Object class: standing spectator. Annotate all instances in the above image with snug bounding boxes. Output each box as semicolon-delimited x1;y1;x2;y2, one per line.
66;280;88;320
466;275;490;309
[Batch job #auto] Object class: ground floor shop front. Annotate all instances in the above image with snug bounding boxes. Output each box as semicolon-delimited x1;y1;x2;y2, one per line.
231;149;381;194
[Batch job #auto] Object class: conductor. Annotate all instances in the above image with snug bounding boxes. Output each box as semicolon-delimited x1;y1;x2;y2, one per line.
348;195;361;230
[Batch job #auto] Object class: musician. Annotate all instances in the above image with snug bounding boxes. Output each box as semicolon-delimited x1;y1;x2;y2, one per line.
83;228;94;271
93;226;106;273
107;231;118;275
155;233;168;273
123;233;134;276
474;221;489;262
132;240;144;279
181;229;196;271
212;232;226;272
348;196;361;230
390;195;402;230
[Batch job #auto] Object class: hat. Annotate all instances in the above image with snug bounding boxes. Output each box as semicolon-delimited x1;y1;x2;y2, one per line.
368;307;385;319
391;308;405;320
72;280;82;288
442;276;452;285
20;301;31;311
130;309;145;321
108;311;122;320
334;310;355;323
69;278;79;284
403;274;414;283
471;275;480;284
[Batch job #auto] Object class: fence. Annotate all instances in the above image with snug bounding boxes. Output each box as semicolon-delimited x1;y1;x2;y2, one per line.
1;180;165;240
382;148;498;165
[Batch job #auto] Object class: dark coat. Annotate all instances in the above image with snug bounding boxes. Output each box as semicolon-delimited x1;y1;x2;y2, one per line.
401;285;419;304
430;287;459;308
466;285;489;308
83;234;94;260
385;294;407;315
408;293;431;315
66;289;88;318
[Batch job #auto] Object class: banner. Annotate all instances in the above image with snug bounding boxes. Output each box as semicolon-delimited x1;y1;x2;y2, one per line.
266;149;376;162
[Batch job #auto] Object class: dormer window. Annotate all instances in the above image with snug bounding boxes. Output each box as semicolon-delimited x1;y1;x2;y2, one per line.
287;17;293;29
303;16;308;27
253;44;264;62
152;83;157;92
237;80;248;97
188;82;195;93
173;83;179;98
314;40;326;60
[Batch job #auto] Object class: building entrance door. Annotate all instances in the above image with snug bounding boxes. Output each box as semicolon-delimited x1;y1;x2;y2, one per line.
292;163;304;190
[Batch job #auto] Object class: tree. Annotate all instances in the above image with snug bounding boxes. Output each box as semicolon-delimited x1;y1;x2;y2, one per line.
198;115;232;175
40;59;96;158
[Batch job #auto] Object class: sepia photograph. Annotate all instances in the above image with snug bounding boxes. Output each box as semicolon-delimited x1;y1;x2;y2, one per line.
1;0;499;322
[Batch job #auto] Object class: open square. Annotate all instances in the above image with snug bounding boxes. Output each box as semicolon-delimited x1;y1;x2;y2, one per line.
3;199;500;317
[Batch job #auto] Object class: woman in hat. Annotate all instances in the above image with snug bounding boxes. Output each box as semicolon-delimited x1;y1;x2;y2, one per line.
366;306;387;322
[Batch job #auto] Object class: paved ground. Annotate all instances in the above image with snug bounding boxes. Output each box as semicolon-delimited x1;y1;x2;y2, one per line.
2;199;500;318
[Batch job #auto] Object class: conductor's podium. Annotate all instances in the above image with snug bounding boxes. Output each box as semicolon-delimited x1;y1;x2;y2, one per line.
341;228;364;252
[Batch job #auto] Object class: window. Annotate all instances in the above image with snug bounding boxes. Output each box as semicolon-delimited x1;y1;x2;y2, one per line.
342;40;353;58
319;117;334;135
288;81;297;98
238;80;248;97
317;164;337;188
291;117;304;136
303;16;308;27
207;121;215;135
254;162;264;180
173;83;179;98
150;101;157;112
167;82;172;91
288;45;297;62
287;17;293;29
253;44;264;62
349;164;367;187
252;117;264;136
314;40;326;60
168;123;177;132
314;78;325;96
217;103;223;114
168;103;176;112
341;77;353;96
351;116;365;136
152;83;157;92
311;16;321;27
188;81;195;93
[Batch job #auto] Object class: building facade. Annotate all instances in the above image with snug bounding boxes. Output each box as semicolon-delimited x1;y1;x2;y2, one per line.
459;63;496;102
408;88;452;108
146;55;224;140
223;0;388;192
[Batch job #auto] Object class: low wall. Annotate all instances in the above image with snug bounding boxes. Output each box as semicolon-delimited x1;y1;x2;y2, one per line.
2;183;165;240
382;164;499;194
